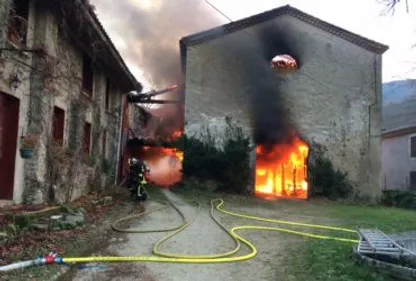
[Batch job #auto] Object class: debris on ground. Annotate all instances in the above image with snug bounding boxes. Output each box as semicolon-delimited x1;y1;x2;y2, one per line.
0;204;49;214
0;193;123;266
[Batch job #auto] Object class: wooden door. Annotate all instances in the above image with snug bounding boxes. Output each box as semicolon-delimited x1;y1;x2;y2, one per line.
0;92;20;200
52;107;65;145
83;122;91;155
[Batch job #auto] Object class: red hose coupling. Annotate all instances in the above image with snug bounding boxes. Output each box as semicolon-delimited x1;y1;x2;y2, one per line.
44;256;55;265
44;252;58;265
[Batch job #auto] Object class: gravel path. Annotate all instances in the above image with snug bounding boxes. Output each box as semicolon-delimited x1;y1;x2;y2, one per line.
63;190;301;281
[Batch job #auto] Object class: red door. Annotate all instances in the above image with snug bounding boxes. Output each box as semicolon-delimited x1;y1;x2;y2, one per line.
0;92;20;200
52;107;65;145
83;122;91;155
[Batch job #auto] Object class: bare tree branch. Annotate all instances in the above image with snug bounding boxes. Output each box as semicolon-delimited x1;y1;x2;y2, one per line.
378;0;410;14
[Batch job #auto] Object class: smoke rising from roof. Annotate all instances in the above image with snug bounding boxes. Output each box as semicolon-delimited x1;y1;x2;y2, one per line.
92;0;225;89
92;0;226;139
232;25;302;149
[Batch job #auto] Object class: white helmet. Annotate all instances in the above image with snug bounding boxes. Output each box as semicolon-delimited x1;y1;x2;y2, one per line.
129;158;138;166
143;161;150;172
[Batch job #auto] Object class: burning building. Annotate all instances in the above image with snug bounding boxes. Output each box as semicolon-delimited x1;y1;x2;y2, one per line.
123;85;184;187
180;5;389;200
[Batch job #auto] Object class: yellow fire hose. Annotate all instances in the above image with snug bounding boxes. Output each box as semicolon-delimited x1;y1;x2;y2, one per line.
62;197;359;265
0;195;360;271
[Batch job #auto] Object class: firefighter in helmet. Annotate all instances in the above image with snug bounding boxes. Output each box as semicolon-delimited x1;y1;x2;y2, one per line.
127;157;150;201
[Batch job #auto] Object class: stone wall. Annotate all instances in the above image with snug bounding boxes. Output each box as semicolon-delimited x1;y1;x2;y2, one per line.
0;0;124;203
184;15;383;199
0;0;11;48
0;0;35;203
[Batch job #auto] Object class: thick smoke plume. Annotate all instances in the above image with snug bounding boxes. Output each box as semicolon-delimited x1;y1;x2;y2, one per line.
231;24;303;150
92;0;225;138
92;0;225;89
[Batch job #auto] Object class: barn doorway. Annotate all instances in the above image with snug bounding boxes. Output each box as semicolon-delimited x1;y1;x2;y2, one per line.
255;134;309;199
0;92;20;200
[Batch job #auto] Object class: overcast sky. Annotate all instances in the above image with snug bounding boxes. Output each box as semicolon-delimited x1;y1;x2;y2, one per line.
92;0;416;89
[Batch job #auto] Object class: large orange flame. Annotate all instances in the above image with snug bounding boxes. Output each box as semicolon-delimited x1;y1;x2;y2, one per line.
255;136;309;199
141;146;183;186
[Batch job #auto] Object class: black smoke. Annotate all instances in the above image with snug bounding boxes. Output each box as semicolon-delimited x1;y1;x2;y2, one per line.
232;23;303;150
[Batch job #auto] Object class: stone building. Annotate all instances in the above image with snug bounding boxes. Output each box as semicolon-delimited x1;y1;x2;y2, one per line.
0;0;142;204
180;5;388;199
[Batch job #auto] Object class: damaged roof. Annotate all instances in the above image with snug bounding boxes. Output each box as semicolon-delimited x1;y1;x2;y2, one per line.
179;5;389;68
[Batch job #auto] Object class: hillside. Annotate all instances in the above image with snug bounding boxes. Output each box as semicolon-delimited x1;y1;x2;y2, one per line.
382;79;416;132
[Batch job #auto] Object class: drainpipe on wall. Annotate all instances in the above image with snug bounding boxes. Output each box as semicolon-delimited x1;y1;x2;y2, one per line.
366;54;381;200
114;94;125;187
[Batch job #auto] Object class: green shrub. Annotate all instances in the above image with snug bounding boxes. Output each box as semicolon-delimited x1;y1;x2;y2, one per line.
218;123;251;193
382;190;416;210
183;118;252;194
309;147;353;200
101;157;111;175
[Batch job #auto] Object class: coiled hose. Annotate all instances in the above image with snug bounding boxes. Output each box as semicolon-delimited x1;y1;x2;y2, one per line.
0;196;359;271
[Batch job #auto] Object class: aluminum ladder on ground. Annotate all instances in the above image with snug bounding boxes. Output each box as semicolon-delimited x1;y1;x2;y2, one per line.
357;229;416;258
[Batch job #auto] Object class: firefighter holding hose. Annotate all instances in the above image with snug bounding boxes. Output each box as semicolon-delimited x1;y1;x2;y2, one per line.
127;158;150;201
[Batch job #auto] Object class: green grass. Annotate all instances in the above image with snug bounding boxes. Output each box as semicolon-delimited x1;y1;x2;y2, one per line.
284;203;416;281
288;241;387;281
172;183;416;281
324;204;416;232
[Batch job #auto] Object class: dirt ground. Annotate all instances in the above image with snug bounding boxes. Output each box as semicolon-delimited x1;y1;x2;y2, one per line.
57;190;338;281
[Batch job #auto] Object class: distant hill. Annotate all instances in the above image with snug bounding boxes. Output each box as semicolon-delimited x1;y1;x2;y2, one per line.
383;79;416;105
382;79;416;132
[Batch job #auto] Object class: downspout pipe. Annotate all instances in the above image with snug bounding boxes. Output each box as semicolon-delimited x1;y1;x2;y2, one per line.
114;94;126;186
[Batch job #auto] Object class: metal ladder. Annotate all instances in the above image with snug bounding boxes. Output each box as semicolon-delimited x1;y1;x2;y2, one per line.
357;229;416;258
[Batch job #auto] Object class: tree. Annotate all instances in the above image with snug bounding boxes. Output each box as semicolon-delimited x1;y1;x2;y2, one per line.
378;0;410;13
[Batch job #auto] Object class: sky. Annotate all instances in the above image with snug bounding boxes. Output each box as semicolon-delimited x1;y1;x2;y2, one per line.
92;0;416;90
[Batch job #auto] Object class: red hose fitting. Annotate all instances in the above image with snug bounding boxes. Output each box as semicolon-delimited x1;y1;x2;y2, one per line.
44;252;58;265
44;256;55;265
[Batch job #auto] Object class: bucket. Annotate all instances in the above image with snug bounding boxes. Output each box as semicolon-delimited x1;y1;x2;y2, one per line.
20;148;34;159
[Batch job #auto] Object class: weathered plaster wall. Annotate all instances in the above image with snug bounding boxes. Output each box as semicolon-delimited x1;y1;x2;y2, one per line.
0;0;11;48
0;0;125;203
43;12;124;203
0;0;36;203
184;15;382;199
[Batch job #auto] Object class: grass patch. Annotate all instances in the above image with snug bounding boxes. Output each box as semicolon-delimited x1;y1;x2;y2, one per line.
324;204;416;233
288;241;390;281
285;203;416;281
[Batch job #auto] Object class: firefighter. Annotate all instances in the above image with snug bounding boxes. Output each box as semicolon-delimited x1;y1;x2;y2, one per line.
127;158;149;201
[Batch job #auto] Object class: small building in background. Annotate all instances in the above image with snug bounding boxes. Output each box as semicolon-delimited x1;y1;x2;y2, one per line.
0;0;142;204
382;79;416;191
